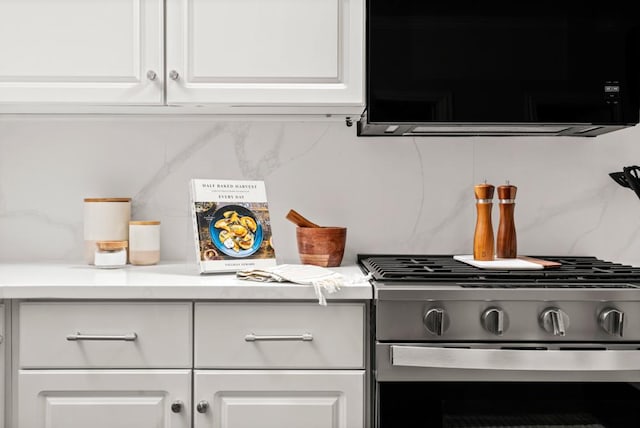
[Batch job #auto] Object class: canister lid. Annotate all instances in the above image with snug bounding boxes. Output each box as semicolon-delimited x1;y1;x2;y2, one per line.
84;198;131;203
129;220;161;225
96;240;128;251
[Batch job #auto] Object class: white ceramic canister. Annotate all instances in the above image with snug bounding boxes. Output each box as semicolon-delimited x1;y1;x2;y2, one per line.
129;220;161;265
84;198;132;264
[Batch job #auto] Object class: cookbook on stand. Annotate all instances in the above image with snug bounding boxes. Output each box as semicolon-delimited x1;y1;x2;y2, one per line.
190;178;276;273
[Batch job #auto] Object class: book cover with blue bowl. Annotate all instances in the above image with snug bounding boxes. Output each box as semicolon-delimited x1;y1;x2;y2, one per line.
190;179;276;273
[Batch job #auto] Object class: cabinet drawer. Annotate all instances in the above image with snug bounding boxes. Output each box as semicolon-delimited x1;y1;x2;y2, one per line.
194;302;365;369
19;302;192;368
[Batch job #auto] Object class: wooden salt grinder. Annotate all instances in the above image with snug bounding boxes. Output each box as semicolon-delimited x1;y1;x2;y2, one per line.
497;183;518;258
474;183;495;261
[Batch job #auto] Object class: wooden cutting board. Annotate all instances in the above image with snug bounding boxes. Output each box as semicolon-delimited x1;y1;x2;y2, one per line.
453;255;561;270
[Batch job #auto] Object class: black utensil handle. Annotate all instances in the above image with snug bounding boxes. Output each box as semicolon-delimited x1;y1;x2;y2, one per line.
625;165;640;178
623;166;640;200
609;171;631;188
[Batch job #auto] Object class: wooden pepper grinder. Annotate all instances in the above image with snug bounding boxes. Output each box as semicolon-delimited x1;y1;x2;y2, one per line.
497;182;518;258
473;182;495;261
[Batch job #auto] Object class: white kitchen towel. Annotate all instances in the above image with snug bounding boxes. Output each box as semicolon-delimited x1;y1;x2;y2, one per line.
236;264;369;305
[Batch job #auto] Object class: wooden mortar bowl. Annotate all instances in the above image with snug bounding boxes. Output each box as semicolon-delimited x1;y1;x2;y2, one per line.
295;226;347;267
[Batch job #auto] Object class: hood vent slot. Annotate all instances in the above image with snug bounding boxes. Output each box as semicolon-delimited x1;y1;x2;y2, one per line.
357;111;630;137
408;126;571;135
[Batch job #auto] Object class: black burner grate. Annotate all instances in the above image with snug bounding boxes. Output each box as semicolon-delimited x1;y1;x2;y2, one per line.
358;254;640;286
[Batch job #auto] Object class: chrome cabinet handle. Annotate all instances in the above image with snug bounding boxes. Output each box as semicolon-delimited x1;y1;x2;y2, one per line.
244;333;313;342
146;70;157;81
169;70;179;81
66;332;138;341
171;400;183;413
196;400;209;414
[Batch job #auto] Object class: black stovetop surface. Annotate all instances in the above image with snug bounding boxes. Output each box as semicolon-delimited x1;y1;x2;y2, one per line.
358;254;640;286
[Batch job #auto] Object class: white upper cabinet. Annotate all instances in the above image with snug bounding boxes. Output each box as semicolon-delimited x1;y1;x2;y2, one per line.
166;0;364;113
0;0;163;104
0;0;364;113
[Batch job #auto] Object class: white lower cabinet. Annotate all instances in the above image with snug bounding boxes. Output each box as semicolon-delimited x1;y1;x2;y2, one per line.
18;370;191;428
194;370;364;428
193;302;366;428
16;301;194;428
13;300;367;427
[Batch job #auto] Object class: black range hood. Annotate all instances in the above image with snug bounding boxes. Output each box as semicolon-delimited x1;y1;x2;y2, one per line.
358;1;640;137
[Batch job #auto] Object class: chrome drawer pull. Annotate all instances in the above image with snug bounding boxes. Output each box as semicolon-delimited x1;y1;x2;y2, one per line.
66;332;138;342
244;333;313;342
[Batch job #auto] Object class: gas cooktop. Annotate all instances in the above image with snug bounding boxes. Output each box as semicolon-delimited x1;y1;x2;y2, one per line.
358;255;640;288
362;254;640;342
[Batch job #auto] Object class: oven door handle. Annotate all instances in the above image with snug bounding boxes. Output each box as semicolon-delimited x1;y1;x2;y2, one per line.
391;345;640;371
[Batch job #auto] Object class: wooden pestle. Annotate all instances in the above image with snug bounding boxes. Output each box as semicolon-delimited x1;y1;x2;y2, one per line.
285;209;321;228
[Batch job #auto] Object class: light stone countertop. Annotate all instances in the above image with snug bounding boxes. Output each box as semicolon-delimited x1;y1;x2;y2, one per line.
0;262;372;300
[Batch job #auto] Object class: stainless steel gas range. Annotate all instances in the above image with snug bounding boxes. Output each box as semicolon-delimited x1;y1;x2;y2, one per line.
358;254;640;428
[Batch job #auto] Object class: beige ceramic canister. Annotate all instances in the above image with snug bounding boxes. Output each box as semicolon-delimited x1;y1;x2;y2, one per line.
129;221;161;265
84;198;132;264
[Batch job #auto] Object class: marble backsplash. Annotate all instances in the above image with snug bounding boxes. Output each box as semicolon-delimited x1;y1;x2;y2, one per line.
2;115;640;267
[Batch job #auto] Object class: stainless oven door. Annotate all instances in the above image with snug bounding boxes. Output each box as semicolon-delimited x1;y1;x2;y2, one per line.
376;343;640;382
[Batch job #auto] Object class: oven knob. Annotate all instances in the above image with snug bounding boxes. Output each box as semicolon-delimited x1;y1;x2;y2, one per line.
599;308;624;337
540;308;570;336
481;307;508;335
423;308;449;336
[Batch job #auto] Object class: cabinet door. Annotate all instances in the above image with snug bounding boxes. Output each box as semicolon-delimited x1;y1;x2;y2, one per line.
194;370;364;428
166;0;364;113
0;0;163;104
18;370;191;428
